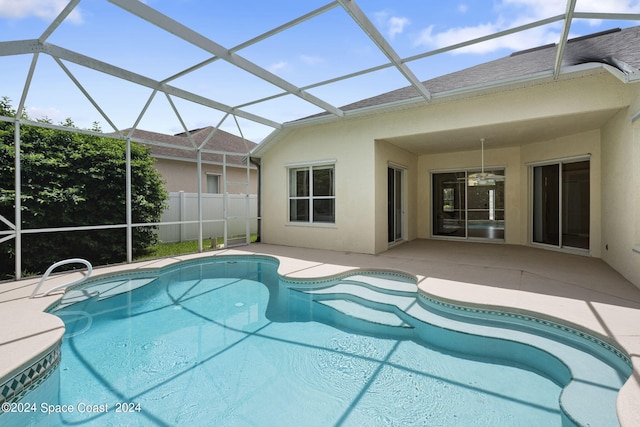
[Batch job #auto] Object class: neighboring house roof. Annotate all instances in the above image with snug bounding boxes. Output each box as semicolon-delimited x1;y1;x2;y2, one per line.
303;26;640;121
119;127;257;167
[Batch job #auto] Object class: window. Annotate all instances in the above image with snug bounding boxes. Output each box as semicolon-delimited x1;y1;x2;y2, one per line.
206;174;220;193
289;165;335;223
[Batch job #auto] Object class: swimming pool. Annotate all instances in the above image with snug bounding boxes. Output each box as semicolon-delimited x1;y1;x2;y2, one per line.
2;256;631;426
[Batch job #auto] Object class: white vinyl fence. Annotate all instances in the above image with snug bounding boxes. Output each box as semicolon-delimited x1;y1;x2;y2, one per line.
159;192;258;243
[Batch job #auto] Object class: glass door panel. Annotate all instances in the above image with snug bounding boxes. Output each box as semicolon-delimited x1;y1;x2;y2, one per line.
467;169;505;239
532;160;589;250
388;167;404;243
433;172;466;237
562;161;589;249
533;164;560;245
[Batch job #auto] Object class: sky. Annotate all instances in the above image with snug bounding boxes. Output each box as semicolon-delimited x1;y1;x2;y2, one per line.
1;0;639;142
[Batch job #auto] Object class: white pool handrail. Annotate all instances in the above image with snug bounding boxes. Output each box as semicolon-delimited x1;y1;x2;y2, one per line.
30;258;93;298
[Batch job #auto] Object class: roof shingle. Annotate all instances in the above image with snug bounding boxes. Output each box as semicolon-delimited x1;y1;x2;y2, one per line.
119;126;257;166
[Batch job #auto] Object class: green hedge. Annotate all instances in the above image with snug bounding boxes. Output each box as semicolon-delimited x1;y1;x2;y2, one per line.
0;97;168;279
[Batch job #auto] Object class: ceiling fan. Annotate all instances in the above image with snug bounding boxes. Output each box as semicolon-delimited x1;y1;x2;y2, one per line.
465;138;504;186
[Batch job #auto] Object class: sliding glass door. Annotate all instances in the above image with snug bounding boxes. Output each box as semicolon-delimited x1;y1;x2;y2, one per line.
433;172;466;237
532;164;560;245
388;166;404;243
432;170;504;240
532;160;589;250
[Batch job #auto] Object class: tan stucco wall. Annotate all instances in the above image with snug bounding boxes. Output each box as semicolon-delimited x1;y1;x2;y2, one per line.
260;125;376;253
153;158;258;194
374;140;418;253
600;84;640;286
350;72;629;144
260;132;418;254
635;113;640;282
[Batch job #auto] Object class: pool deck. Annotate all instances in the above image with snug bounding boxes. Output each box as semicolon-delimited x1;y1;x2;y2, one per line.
1;239;639;425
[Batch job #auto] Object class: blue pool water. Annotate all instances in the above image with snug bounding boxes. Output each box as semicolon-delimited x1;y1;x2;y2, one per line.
6;257;631;426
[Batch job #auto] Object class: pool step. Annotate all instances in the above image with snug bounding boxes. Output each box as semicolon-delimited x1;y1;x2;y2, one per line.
339;274;417;294
298;278;420;335
57;276;159;308
316;299;411;328
306;283;416;310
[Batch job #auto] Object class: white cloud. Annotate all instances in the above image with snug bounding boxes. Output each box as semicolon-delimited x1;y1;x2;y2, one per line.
300;55;324;66
415;21;560;54
497;0;640;24
578;0;640;12
458;4;469;13
387;16;410;39
26;106;65;122
268;61;290;74
415;22;535;55
374;10;391;25
0;0;83;23
498;0;566;19
575;0;640;26
374;9;410;39
412;0;640;54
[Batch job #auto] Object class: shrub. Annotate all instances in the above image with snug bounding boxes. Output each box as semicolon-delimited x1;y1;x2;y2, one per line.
0;97;168;279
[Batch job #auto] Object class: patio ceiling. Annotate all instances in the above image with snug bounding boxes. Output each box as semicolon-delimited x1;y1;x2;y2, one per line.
379;108;622;155
1;1;640;145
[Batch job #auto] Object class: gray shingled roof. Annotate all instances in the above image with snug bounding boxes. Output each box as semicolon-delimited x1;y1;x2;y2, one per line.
119;127;257;166
300;26;640;120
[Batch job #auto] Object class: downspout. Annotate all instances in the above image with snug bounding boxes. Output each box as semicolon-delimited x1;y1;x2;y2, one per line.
249;157;261;242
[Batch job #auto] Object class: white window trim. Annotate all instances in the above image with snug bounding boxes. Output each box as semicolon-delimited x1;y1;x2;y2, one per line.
528;156;591;254
525;154;591;167
206;173;221;194
284;158;337;167
430;167;506;241
287;161;336;225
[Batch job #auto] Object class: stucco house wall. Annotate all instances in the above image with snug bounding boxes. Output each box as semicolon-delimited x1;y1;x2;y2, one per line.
600;85;640;286
154;157;257;194
260;125;376;254
122;127;258;196
635;96;640;286
374;140;418;253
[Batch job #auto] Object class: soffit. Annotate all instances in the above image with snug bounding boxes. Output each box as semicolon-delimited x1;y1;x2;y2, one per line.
379;108;621;155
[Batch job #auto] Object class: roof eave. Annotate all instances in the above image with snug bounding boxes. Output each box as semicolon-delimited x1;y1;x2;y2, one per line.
152;154;257;169
308;63;628;123
250;128;290;157
251;62;632;157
